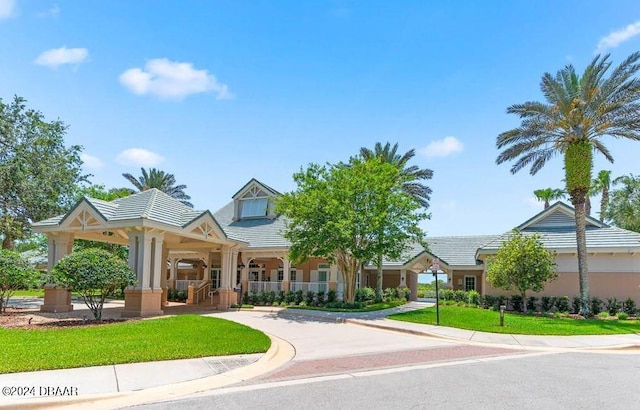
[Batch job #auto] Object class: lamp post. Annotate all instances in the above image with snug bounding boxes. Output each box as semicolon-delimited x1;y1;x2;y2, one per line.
431;259;440;326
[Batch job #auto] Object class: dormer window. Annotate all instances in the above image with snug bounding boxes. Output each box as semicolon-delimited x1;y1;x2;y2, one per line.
239;187;269;218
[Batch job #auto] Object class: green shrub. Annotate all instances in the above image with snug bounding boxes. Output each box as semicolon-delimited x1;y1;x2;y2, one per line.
316;291;325;305
355;287;375;302
265;291;276;305
327;289;337;303
0;249;40;313
249;291;259;306
510;295;524;312
606;297;620;316
51;248;136;320
590;297;603;316
540;296;553;312
305;291;315;305
276;291;286;304
482;295;495;309
571;296;581;314
526;296;538;312
556;296;570;313
495;295;507;310
623;298;637;315
441;289;455;301
598;311;609;318
397;287;411;301
453;290;467;303
294;290;304;305
617;312;629;320
285;290;296;304
467;290;480;306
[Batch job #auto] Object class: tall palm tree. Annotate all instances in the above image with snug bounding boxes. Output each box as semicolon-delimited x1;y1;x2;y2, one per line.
533;188;565;208
496;52;640;316
122;168;193;207
591;170;612;220
360;142;434;300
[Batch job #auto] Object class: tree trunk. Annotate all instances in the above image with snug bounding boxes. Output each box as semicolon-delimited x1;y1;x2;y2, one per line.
375;253;383;302
574;201;590;316
600;187;609;220
2;235;14;250
585;195;591;216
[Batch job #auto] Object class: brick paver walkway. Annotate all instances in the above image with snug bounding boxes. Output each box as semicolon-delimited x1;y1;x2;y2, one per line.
256;345;525;382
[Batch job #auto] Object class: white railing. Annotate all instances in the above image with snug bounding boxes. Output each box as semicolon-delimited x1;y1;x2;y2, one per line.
248;281;282;293
290;282;330;294
175;279;207;291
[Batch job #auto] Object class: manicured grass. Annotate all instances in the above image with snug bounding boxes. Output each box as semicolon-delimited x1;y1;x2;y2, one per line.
389;305;640;335
287;301;405;312
0;315;270;374
11;290;45;297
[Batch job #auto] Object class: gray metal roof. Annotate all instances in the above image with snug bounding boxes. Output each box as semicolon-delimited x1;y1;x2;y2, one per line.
480;226;640;252
33;189;213;230
214;202;291;249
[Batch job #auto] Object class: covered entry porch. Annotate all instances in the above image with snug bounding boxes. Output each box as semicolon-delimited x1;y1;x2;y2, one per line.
32;189;247;317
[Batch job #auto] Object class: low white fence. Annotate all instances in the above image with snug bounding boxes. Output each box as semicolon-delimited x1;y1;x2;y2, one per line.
248;281;282;293
174;279;207;291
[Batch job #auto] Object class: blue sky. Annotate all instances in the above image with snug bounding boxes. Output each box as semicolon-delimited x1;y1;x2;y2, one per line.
2;0;640;237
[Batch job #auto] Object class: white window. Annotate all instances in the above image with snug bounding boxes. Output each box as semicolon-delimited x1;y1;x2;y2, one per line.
464;276;476;291
239;187;269;218
290;269;298;282
277;269;284;282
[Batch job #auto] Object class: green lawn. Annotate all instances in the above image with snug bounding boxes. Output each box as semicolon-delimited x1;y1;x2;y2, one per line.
0;315;270;373
287;301;405;313
11;290;45;297
389;305;640;335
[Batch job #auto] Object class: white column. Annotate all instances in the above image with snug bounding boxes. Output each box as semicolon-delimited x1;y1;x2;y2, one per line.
151;235;164;289
47;232;74;271
241;254;250;282
282;257;290;282
169;258;177;280
220;246;232;290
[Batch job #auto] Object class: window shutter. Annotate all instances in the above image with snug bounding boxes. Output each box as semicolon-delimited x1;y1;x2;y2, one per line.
310;270;318;282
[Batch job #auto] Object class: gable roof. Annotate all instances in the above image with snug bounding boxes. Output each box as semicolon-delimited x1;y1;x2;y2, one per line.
231;178;281;200
33;189;228;240
517;201;607;230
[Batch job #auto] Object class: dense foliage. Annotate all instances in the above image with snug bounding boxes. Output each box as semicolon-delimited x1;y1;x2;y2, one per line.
0;249;40;312
51;248;136;319
0;96;85;249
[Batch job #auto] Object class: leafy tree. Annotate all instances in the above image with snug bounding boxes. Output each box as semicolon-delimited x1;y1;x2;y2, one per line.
0;96;86;250
486;230;557;312
51;248;136;319
591;170;613;220
76;184;132;202
360;142;433;300
533;188;565;208
604;174;640;232
276;157;427;303
0;249;40;312
122;167;193;207
496;52;640;316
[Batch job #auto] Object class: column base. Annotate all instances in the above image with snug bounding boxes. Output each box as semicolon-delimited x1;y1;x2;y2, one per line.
216;289;238;310
281;280;290;292
122;288;164;317
40;285;74;313
161;286;169;307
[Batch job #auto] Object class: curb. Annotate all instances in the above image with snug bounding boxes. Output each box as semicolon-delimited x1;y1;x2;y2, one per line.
0;333;296;409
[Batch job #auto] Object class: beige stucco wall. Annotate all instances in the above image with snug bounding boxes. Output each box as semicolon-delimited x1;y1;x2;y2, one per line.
365;270;401;289
451;271;482;292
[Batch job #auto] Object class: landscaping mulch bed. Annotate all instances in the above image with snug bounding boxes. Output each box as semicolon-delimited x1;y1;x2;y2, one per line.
0;308;132;329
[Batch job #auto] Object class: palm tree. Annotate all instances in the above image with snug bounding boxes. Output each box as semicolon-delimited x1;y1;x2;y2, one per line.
496;52;640;316
360;142;434;300
533;188;565;208
122;168;193;207
606;174;640;232
591;170;612;220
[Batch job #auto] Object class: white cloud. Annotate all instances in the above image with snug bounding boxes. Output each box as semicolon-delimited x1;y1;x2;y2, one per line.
0;0;15;19
38;4;60;18
116;148;164;167
34;47;89;68
80;153;104;170
596;21;640;53
119;58;233;100
420;136;464;158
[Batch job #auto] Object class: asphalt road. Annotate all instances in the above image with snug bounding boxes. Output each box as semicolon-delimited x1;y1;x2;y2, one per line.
136;351;640;410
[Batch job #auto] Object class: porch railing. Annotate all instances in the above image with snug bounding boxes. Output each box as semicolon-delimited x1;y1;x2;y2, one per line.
175;279;206;291
248;281;282;293
290;281;330;294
